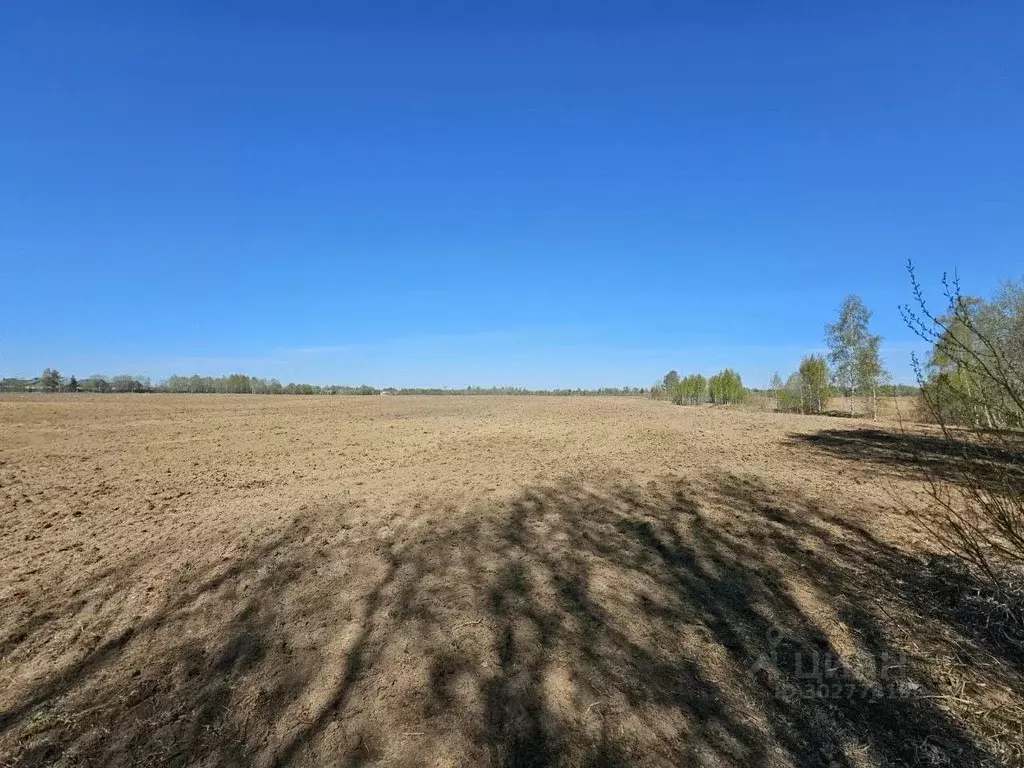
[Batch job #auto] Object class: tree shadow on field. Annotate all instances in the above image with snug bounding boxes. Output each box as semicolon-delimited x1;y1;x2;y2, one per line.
791;425;1024;672
371;475;999;768
789;427;1024;493
0;513;399;767
2;475;1017;766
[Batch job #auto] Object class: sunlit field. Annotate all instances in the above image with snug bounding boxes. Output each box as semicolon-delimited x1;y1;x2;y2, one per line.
2;394;1020;766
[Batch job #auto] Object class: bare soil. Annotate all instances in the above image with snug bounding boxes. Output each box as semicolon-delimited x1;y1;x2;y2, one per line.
1;395;1020;767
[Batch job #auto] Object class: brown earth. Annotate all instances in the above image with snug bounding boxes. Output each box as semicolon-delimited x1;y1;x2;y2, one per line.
0;395;1020;767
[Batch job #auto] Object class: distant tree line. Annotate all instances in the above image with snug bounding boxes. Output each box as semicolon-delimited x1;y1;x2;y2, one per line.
1;371;154;394
0;372;648;397
385;386;648;396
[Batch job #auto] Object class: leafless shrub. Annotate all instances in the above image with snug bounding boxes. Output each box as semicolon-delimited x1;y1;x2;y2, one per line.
900;262;1024;599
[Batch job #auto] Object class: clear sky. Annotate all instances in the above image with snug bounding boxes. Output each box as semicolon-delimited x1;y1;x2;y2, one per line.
2;2;1021;388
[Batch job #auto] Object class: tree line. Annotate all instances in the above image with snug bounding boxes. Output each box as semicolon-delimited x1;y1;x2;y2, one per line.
650;270;1019;427
652;294;892;416
652;368;748;405
9;272;1016;416
0;372;649;398
0;371;156;394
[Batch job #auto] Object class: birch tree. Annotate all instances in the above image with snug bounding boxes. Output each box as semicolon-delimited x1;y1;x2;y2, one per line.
826;294;884;416
708;369;744;404
769;371;784;411
798;355;830;414
857;335;887;418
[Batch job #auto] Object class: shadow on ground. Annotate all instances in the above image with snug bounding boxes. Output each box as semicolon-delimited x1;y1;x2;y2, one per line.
789;427;1024;494
2;473;1020;766
789;425;1024;671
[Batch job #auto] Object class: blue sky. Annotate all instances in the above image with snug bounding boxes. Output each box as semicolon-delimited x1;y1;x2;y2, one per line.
2;2;1021;388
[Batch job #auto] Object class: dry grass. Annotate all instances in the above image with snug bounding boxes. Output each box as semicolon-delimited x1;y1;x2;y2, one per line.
741;393;924;422
0;394;1021;766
